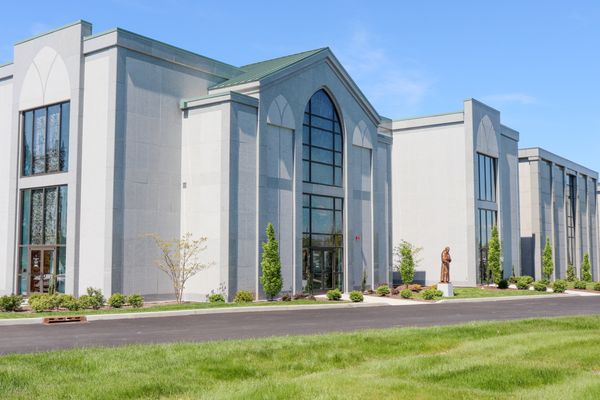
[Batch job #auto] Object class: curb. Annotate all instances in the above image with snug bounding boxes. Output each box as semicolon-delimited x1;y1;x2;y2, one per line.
0;302;387;326
436;293;579;303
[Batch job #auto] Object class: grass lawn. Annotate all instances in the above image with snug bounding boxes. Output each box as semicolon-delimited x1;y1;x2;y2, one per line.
440;287;555;299
567;281;600;291
0;299;334;319
2;316;600;399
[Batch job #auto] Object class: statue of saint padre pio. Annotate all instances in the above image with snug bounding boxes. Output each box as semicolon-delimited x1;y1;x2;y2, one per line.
440;247;451;283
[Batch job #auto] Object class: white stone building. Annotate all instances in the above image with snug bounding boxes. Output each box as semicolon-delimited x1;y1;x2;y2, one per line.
0;21;393;299
389;100;521;286
519;148;599;280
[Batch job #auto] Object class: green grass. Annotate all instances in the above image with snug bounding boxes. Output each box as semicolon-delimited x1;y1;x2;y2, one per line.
442;287;554;299
567;281;600;291
0;300;334;319
2;316;600;399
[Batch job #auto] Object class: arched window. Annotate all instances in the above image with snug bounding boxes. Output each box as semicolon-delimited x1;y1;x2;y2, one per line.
302;90;343;187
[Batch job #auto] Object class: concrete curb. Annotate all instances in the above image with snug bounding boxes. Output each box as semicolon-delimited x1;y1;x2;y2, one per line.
0;302;388;326
436;293;579;303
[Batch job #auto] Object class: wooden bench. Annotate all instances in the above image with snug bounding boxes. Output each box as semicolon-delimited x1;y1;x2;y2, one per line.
42;316;87;325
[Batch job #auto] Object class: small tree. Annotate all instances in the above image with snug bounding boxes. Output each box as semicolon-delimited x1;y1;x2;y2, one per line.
148;233;212;303
261;223;283;300
361;268;368;292
581;253;592;282
542;237;554;281
566;264;576;282
393;240;422;288
487;225;502;284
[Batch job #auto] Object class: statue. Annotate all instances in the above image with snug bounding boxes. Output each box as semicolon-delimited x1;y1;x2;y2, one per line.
440;247;451;283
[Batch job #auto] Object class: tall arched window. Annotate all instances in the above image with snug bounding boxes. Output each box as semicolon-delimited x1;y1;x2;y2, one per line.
302;90;343;187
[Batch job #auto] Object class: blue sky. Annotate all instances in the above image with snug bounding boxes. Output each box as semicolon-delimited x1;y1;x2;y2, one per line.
1;1;599;173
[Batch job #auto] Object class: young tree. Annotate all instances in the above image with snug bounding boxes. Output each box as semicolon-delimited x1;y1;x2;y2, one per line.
361;268;368;292
581;253;592;282
542;237;554;281
261;223;283;300
393;240;422;288
487;225;502;285
566;264;576;282
148;232;212;303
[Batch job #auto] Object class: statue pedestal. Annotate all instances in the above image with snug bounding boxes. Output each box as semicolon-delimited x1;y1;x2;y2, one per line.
438;283;454;297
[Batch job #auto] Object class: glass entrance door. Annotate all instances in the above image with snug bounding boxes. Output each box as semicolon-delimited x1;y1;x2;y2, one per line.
29;248;56;294
309;248;342;291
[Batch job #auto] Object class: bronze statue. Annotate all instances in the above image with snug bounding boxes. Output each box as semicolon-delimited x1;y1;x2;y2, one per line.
440;247;451;283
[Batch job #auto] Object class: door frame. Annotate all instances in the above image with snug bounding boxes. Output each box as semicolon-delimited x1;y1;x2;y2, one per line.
27;246;57;294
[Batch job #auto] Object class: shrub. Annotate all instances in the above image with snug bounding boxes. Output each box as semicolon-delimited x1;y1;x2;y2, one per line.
260;223;283;300
552;279;567;293
85;287;105;309
497;279;509;289
208;294;225;303
533;281;547;292
0;294;23;312
60;295;82;311
508;275;518;284
542;238;554;280
281;294;292;302
566;264;576;282
78;295;93;309
422;288;443;300
349;290;363;302
582;253;592;282
516;276;534;290
376;284;391;297
574;280;588;290
487;225;502;284
234;290;254;303
127;294;144;308
594;282;600;292
326;288;342;301
108;293;127;308
29;294;58;312
400;289;413;299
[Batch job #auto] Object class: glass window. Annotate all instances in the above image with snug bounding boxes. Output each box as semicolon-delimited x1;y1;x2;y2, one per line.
22;102;70;176
477;208;497;283
302;90;343;187
477;153;497;202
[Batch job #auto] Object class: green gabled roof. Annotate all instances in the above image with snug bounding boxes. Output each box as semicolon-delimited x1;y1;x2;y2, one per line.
209;47;328;90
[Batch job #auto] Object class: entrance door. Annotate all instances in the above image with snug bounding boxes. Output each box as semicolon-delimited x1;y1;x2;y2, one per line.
29;248;56;294
310;248;343;291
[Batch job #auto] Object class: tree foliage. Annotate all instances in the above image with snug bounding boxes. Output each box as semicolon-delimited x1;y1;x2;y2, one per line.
543;237;554;281
581;253;592;282
487;225;502;284
393;240;422;287
566;264;576;282
261;223;283;300
148;232;212;303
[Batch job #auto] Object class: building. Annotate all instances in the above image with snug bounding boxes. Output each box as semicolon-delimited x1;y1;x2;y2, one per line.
0;21;393;299
390;99;521;286
519;148;599;280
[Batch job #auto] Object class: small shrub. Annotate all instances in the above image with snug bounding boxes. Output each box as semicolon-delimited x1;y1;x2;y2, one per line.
533;281;547;292
517;276;534;290
497;279;509;289
28;293;43;303
376;284;391;297
85;287;105;309
552;279;567;293
593;282;600;292
508;275;518;284
574;280;588;290
127;294;144;308
281;294;292;302
78;295;94;309
108;293;127;308
234;290;254;303
60;295;81;311
208;294;226;303
349;290;363;302
326;288;342;301
400;289;412;299
422;288;443;300
566;264;576;282
0;294;23;312
29;294;57;312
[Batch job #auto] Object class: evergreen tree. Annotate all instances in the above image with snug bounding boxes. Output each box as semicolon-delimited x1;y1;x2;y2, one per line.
581;253;592;282
566;264;576;282
542;237;554;281
487;225;502;284
261;223;283;300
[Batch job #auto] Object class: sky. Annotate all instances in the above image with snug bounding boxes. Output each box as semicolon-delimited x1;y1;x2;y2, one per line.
1;0;599;173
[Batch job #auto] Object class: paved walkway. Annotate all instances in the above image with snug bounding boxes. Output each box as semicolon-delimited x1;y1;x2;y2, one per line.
1;296;599;355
